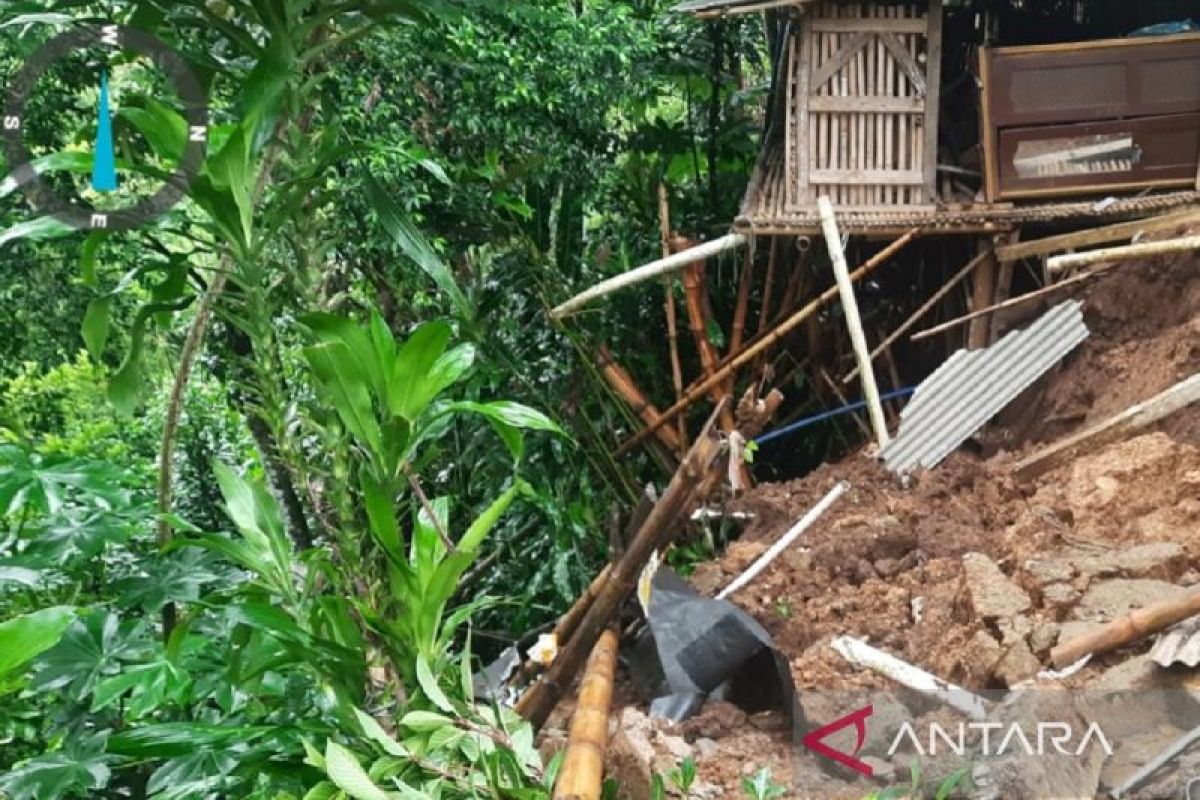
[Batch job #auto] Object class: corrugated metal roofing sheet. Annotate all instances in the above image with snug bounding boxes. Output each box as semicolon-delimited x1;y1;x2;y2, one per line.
1150;616;1200;668
880;300;1089;473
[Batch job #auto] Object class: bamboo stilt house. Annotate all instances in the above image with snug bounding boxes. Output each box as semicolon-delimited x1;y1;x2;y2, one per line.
678;0;1200;235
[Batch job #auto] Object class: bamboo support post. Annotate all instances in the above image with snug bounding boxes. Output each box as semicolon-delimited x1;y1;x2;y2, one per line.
1050;584;1200;669
756;237;780;336
681;252;737;433
596;345;683;454
553;628;618;800
1046;235;1200;274
551;233;749;319
518;405;727;728
657;183;688;455
614;228;920;458
818;196;889;449
966;245;998;350
1016;373;1200;481
730;244;756;355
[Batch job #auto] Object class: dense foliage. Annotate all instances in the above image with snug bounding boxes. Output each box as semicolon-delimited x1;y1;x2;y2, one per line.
0;0;766;797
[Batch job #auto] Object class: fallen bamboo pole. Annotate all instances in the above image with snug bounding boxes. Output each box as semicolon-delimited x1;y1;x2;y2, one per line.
550;233;749;320
1046;234;1200;274
518;404;726;728
909;266;1102;342
553;627;618;800
996;206;1200;263
1050;584;1200;669
819;197;889;449
718;481;848;599
1015;372;1200;480
614;228;920;458
596;345;683;454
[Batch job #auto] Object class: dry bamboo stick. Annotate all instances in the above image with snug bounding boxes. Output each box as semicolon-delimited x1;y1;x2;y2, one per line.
821;368;872;437
596;345;683;454
730;244;756;355
1046;234;1200;273
682;255;737;434
909;264;1108;342
518;405;726;727
553;628;618;800
657;183;688;455
550;233;748;319
756;236;780;335
1050;584;1200;669
614;228;920;458
1016;372;1200;481
819;196;890;448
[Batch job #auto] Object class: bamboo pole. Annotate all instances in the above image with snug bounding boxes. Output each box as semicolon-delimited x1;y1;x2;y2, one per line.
518;404;727;728
909;265;1104;342
1015;372;1200;480
596;345;683;454
553;628;618;800
1046;234;1200;274
682;252;737;433
657;183;688;455
730;244;756;355
818;196;889;449
755;237;780;336
614;228;921;458
550;233;749;319
1050;583;1200;669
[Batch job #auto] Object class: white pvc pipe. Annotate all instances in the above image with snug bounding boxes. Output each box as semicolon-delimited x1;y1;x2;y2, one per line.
819;197;890;449
550;233;748;320
717;481;849;600
831;635;990;721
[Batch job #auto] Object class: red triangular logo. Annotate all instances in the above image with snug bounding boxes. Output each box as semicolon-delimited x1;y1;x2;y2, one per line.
801;704;874;777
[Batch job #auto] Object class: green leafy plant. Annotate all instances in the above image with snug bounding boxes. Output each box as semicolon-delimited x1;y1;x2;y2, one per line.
742;767;787;800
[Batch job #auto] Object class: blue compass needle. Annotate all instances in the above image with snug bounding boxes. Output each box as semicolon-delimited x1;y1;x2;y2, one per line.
91;69;118;192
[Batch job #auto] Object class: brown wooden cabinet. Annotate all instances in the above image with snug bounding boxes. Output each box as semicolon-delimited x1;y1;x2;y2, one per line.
980;33;1200;201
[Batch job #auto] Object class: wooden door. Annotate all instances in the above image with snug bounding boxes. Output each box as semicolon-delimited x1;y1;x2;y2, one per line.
787;0;942;210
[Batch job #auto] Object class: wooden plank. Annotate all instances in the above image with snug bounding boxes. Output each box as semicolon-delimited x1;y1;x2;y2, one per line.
922;0;942;203
990;30;1200;57
811;168;925;184
811;17;927;33
1016;372;1200;482
979;46;999;202
811;32;870;93
966;245;997;349
995;206;1200;261
807;95;924;113
878;32;925;95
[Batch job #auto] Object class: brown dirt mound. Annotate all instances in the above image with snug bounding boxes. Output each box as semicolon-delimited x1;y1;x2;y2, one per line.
594;247;1200;798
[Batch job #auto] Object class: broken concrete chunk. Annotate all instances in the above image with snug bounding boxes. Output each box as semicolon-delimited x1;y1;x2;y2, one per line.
963;553;1032;621
994;638;1041;687
1029;621;1060;654
963;630;1003;683
1041;581;1081;608
1074;579;1188;622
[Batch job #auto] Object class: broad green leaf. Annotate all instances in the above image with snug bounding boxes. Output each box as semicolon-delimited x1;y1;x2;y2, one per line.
108;722;273;758
206;125;254;246
81;296;112;360
119;99;188;162
458;482;523;554
361;473;402;563
0;216;73;250
365;175;471;319
304;344;384;456
416;655;454;714
0;606;75;679
80;232;105;286
354;709;408;757
302;782;340;800
443;401;563;435
325;741;390;800
390;321;451;420
0;151;92;198
399;710;455;733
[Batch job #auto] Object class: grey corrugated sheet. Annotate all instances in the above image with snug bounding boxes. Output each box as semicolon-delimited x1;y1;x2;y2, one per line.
880;300;1089;473
1150;616;1200;668
673;0;802;15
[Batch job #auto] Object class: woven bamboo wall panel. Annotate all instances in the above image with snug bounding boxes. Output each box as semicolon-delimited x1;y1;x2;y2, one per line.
786;0;941;211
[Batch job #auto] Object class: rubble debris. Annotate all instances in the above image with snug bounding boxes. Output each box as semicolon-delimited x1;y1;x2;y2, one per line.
717;481;848;600
830;636;989;720
962;552;1032;621
1110;723;1200;799
1051;581;1200;668
881;300;1089;473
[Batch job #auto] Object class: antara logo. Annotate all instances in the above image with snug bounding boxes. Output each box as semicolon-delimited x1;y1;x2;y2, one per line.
801;705;875;777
